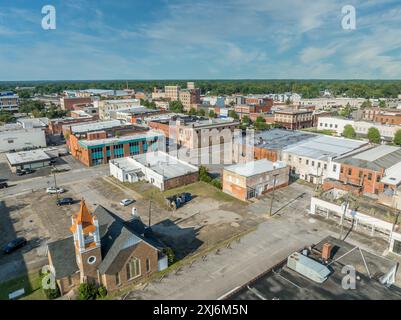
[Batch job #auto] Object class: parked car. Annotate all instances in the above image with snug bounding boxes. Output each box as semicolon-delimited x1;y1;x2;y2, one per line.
57;197;74;206
0;182;8;189
23;168;34;174
120;199;134;206
46;187;65;194
2;237;27;254
16;170;25;176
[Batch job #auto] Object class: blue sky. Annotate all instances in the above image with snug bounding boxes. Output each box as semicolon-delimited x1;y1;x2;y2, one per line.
0;0;401;80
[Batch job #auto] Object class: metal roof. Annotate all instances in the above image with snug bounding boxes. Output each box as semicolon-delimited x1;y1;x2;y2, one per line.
337;145;401;171
249;129;317;150
112;151;198;179
283;135;366;161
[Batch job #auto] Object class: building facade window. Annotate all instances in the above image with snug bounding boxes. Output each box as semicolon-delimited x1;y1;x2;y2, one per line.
146;257;150;273
115;272;120;286
126;257;141;280
368;173;372;181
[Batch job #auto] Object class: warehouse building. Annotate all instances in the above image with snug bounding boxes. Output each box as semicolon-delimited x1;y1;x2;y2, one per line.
109;151;199;190
0;124;47;153
6;149;54;172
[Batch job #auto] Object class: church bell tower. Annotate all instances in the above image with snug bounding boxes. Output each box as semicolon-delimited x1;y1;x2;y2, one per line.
70;199;102;284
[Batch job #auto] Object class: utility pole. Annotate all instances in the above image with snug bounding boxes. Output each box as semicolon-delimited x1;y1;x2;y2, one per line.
53;166;59;200
339;193;350;240
269;174;279;216
148;199;152;228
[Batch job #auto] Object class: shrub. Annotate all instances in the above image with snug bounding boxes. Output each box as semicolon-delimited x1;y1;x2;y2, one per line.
39;270;61;300
211;179;222;189
97;285;107;299
78;283;98;300
163;247;176;266
367;127;381;144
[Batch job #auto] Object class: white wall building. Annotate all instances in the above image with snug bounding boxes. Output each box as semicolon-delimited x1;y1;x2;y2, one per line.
95;99;141;120
109;151;199;191
0;125;47;153
300;98;366;110
318;117;401;140
282;135;368;184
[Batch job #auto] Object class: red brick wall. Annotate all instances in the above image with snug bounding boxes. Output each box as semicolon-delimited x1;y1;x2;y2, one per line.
338;164;385;195
102;241;159;293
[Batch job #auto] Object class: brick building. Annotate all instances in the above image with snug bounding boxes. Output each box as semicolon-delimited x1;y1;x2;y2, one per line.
274;109;314;130
60;97;92;111
327;145;401;195
148;114;240;149
223;159;289;201
47;200;168;295
63;120;164;167
179;89;201;111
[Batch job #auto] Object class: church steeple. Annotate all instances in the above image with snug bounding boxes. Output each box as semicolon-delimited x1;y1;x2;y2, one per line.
70;199;100;253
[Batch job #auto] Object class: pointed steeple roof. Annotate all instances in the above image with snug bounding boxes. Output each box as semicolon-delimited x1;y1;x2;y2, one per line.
70;199;97;234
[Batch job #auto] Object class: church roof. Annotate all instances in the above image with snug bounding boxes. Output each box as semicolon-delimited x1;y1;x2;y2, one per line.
47;236;79;279
70;199;96;234
48;204;165;278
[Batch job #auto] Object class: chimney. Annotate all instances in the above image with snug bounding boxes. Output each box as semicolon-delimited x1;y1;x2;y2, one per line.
322;243;332;261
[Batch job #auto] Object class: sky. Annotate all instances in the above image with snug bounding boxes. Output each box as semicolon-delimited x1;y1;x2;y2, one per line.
0;0;401;80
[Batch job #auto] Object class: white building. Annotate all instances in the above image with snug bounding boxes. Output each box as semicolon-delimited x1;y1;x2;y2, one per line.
109;151;199;191
282;135;368;184
95;99;141;120
300;98;366;110
0;125;47;153
0;91;19;112
317;117;401;141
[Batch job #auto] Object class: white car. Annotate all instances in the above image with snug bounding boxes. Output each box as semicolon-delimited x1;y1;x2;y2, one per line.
46;187;65;194
120;199;134;206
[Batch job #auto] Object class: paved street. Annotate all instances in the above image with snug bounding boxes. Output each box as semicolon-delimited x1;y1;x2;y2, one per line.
0;164;109;198
125;183;391;300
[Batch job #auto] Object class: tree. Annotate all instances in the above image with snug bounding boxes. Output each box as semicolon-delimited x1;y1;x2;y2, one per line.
197;109;206;117
360;100;372;109
340;103;352;118
379;100;387;108
394;129;401;146
228;110;239;119
169;101;184;113
208;110;216;118
0;112;15;123
343;124;356;139
77;283;107;300
367;127;381;144
255;116;268;130
188;108;197;115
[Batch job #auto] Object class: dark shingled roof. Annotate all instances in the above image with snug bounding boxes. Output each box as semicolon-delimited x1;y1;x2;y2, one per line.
47;236;79;279
47;205;166;278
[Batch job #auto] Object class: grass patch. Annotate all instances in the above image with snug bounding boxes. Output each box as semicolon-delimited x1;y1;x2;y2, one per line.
0;271;47;300
116;179;246;209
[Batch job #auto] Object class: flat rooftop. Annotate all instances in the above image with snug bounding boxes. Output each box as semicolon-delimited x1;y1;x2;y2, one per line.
227;236;401;300
78;130;164;147
112;151;198;179
244;129;316;150
225;159;286;177
6;149;52;165
68;120;123;134
283;135;367;161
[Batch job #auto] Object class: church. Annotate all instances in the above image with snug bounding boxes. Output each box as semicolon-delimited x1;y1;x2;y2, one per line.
47;199;168;295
